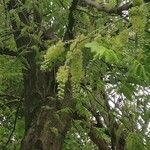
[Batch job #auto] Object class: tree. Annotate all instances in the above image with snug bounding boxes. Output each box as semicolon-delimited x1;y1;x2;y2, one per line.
0;0;149;149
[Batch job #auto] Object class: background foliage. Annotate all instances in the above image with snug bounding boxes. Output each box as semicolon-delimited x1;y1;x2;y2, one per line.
0;0;150;149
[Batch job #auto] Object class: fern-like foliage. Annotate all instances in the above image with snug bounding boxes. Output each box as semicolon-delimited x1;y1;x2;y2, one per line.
41;41;65;70
70;48;84;83
56;65;69;100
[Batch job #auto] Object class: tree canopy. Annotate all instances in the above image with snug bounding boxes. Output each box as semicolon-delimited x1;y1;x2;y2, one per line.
0;0;150;150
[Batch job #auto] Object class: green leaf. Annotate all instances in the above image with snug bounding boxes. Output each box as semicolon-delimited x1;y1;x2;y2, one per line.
126;132;145;150
104;49;119;64
85;41;107;58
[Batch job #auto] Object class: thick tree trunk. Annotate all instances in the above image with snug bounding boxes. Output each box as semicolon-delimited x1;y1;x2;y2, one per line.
20;69;73;149
20;51;73;149
6;0;77;149
21;109;71;150
20;53;73;150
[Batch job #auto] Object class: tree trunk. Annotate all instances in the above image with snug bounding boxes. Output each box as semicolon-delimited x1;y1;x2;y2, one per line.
20;52;73;150
7;0;77;149
19;50;73;149
21;109;71;150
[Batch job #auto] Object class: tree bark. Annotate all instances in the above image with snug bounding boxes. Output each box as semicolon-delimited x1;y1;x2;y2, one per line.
21;101;73;150
21;64;74;149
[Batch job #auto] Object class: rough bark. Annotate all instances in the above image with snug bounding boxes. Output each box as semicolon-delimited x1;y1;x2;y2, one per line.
21;82;74;150
20;57;74;149
89;127;111;150
21;109;65;150
21;51;74;149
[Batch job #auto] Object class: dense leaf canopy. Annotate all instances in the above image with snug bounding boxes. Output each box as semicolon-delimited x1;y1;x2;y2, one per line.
0;0;150;150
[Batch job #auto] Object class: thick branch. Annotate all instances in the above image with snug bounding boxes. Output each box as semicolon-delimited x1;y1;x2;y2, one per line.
73;111;111;150
89;127;111;150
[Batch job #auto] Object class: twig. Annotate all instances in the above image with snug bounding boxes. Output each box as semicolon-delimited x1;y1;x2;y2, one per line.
64;16;126;46
76;7;101;18
0;94;20;100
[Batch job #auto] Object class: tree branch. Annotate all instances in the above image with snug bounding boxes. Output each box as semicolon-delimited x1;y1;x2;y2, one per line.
0;94;20;100
88;127;111;150
77;6;101;18
0;47;18;56
63;0;79;41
